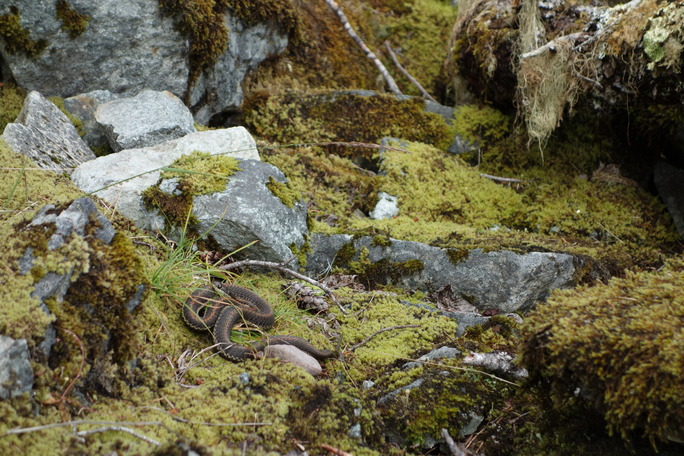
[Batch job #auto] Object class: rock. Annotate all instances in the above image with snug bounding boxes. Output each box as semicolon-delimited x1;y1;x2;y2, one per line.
263;345;323;376
0;336;34;399
369;191;399;219
189;15;288;125
71;127;259;231
95;90;196;151
306;234;576;312
0;2;287;124
1;91;95;171
64;90;120;151
15;197;146;393
191;160;309;263
654;161;684;238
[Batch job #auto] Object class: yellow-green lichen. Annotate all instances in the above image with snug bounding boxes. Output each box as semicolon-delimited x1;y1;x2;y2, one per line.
0;6;48;57
55;0;90;39
522;255;684;446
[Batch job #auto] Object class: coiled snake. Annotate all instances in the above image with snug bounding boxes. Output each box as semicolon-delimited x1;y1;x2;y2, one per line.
183;283;334;361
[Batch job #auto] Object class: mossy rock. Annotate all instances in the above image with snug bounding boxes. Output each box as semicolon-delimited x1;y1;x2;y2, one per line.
521;255;684;446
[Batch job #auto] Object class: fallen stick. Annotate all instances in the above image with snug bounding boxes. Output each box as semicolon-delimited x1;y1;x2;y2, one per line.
384;41;438;103
75;426;160;446
321;442;354;456
323;0;401;95
348;325;419;351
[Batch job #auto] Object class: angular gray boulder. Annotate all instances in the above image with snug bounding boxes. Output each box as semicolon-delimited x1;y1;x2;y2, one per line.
191;159;309;263
306;234;576;312
1;91;95;170
0;336;34;399
0;1;288;124
95;90;196;151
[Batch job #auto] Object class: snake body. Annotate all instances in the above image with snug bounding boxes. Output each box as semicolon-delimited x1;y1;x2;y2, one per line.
183;283;334;362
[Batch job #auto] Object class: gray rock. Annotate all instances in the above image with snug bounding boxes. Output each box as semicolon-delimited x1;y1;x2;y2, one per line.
458;411;484;437
369;192;399;220
263;344;322;376
192;160;309;263
64;90;120;151
0;2;186;102
95;90;195;151
190;15;288;125
1;91;95;171
377;378;425;407
71;127;259;232
0;2;287;124
306;234;576;312
0;336;34;399
654;161;684;238
19;197;143;359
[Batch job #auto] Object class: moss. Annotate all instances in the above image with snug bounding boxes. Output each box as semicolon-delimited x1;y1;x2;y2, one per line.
0;6;48;57
227;0;299;39
452;104;511;148
521;255;684;446
158;0;230;92
0;83;25;132
55;0;90;38
446;248;469;265
143;151;239;228
245;91;455;157
265;175;299;208
48;96;85;137
371;234;392;247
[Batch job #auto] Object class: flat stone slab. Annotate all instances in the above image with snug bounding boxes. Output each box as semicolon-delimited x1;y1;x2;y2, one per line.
95;89;195;151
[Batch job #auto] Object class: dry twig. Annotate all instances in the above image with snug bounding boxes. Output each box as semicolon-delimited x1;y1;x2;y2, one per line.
323;0;401;95
348;325;419;351
75;426;160;446
321;442;354;456
384;41;438;103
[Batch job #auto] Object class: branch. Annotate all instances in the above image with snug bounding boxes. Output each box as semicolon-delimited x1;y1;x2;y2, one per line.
219;259;348;314
320;443;354;456
2;420;163;436
323;0;402;95
348;325;419;351
480;173;526;183
75;426;160;446
384;41;438;103
441;428;468;456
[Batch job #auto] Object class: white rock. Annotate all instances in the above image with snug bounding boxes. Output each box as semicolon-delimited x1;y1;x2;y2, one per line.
369;191;399;220
263;344;323;376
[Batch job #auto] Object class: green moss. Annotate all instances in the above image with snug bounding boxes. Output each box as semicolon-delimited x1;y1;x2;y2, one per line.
55;0;90;38
228;0;299;39
246;91;454;155
446;248;469;265
452;104;511;147
522;255;684;446
265;175;300;208
48;96;85;137
143;151;240;228
158;0;230;91
0;83;25;132
371;234;392;247
0;6;48;57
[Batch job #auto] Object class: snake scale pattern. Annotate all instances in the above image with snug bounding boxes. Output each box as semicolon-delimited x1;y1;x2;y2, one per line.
183;283;334;361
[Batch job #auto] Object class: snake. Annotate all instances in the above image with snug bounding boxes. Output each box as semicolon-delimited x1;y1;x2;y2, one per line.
182;283;335;362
